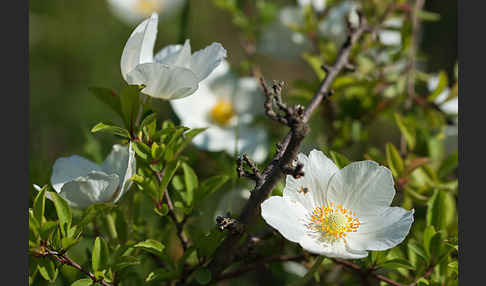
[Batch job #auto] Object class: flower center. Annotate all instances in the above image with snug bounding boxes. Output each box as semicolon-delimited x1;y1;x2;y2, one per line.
210;100;235;126
136;0;159;15
309;203;360;239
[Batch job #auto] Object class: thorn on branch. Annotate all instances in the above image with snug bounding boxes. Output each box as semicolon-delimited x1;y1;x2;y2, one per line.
216;214;245;235
260;78;305;128
281;162;305;179
237;154;262;184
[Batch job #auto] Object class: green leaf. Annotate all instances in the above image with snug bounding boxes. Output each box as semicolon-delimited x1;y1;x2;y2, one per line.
134;239;165;255
140;112;157;131
329;150;351;169
429;232;444;263
37;258;58;282
427;71;448;102
92;237;109;272
120;85;141;131
174;128;207;157
61;237;79;250
91;122;131;139
194;268;212;285
394;113;416;149
408;241;429;264
33;185;47;224
151;142;163;160
302;53;326;80
379;258;415;270
438;153;458;179
132;140;151;161
182;162;198;206
153;204;169;216
49;192;72;237
113;256;140;272
145;269;178;282
386;143;404;178
158;160;181;202
423;225;436;257
426;189;454;231
88;87;123;120
71;278;93;286
195;175;229;204
417;10;441;22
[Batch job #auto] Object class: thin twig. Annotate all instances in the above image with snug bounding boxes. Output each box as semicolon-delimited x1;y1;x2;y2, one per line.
41;247;113;286
198;13;371;282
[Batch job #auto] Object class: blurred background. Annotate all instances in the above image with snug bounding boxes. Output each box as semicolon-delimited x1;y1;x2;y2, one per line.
29;0;456;188
29;0;457;285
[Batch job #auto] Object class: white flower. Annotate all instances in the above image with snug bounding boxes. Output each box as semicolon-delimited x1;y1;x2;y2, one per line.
378;18;403;46
35;143;136;209
107;0;184;25
170;60;268;163
120;13;227;100
428;75;458;115
298;0;326;12
261;150;414;259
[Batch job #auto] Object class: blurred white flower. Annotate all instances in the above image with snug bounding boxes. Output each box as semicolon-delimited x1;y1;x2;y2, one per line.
317;1;357;46
428;75;458;154
107;0;184;25
121;13;227;100
261;150;414;259
378;18;403;46
170;60;268;163
258;6;312;60
35;143;136;209
298;0;326;12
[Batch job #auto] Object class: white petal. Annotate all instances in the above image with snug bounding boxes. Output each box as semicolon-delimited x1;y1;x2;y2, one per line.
440;95;458;114
154;44;183;64
51;155;103;193
299;235;368;259
120;13;158;81
234;126;268;163
284;153;321;211
170;82;218;124
261;196;308;243
378;30;401;46
101;143;136;203
326;161;396;216
126;62;199;99
347;207;414;251
203;59;231;85
308;150;339;192
59;171;120;209
190;42;227;81
193;126;236;152
233;77;264;116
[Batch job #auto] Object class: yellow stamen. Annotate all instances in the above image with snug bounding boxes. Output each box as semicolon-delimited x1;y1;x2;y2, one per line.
210;100;235;126
308;203;360;240
135;0;159;15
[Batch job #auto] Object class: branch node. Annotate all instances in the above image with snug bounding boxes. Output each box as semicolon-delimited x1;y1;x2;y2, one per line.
216;214;245;235
237;154;262;183
281;162;305;179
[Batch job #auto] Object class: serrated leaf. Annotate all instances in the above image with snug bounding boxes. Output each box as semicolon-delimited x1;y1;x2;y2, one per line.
134;239;165;255
49;192;72;237
394;113;416;149
194;268;212;285
37;258;58;282
88;87;123;120
33;185;47;223
386;143;404;178
91;123;131;139
71;278;93;286
92;237;109;272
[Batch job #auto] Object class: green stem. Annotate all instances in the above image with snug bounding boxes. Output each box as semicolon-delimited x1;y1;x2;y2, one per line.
291;256;325;286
